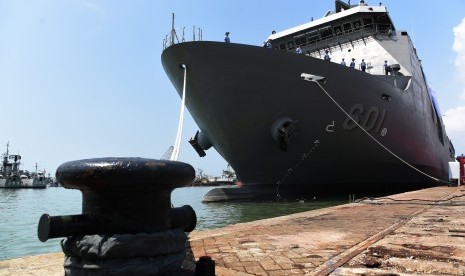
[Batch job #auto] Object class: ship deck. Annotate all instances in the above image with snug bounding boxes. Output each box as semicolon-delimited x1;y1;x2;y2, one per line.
1;186;464;275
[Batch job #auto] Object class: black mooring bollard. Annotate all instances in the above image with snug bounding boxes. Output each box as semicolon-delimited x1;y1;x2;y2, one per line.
37;157;205;275
195;256;216;276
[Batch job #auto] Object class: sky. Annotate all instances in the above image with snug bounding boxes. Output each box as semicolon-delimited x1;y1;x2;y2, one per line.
1;0;465;178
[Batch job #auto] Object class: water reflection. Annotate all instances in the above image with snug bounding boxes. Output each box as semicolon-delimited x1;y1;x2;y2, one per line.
1;186;343;260
172;187;345;230
0;188;81;261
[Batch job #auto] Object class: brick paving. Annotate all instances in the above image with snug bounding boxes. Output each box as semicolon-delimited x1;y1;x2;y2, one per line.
184;186;465;275
1;186;464;275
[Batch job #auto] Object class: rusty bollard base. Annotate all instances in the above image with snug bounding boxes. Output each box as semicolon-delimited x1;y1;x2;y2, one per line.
61;229;187;275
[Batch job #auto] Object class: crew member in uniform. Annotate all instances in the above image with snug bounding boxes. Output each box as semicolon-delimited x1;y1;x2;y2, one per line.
384;60;389;75
361;59;366;72
265;39;273;48
324;50;331;61
224;32;230;43
350;58;356;68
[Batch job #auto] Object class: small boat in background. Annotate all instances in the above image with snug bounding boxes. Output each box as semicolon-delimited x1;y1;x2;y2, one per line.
0;143;48;189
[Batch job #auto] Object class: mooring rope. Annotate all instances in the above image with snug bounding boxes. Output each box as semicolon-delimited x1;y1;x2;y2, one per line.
314;81;450;185
171;65;187;161
315;82;450;184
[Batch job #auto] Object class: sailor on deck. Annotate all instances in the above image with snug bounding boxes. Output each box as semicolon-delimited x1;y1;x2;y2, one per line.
340;58;346;66
350;58;356;68
361;59;366;72
265;39;273;48
324;50;331;61
296;46;303;54
224;32;230;43
384;60;389;75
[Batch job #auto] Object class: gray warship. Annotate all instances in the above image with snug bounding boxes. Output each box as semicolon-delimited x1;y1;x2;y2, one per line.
162;0;455;201
0;143;47;189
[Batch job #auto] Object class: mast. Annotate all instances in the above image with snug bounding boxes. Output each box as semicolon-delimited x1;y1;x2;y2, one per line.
171;13;175;46
1;142;9;175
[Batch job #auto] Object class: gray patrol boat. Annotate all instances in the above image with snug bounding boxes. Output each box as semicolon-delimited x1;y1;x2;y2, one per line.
162;0;455;201
0;143;48;189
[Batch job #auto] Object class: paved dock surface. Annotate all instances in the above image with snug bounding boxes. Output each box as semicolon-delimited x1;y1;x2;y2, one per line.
1;186;464;275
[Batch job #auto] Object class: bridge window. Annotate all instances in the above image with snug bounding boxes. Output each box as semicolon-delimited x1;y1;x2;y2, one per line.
353;20;362;30
306;30;320;43
334;25;343;35
294;36;306;46
287;41;295;50
363;17;373;27
319;26;333;39
343;22;353;33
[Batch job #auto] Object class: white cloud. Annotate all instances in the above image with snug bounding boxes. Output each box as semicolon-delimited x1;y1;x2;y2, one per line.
453;18;465;63
443;106;465;134
453;17;465;99
443;107;465;154
84;2;106;18
443;19;465;153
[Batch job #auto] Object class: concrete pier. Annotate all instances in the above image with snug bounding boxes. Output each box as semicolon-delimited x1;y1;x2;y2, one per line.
1;186;464;275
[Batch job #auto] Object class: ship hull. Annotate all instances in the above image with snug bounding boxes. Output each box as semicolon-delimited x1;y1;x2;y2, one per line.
0;178;47;188
162;42;453;198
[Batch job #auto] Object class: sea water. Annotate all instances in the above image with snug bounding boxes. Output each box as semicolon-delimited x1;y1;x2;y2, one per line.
0;187;344;261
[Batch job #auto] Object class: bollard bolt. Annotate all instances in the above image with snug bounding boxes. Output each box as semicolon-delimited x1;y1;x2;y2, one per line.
195;256;215;276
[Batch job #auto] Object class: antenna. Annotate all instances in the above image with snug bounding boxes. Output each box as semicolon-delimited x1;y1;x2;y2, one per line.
171;13;175;46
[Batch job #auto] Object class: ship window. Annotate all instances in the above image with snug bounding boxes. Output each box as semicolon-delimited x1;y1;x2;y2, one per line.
363;17;373;27
401;31;408;36
319;26;332;39
306;30;320;44
334;25;343;35
287;41;295;50
295;36;306;46
343;22;353;32
353;20;362;30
